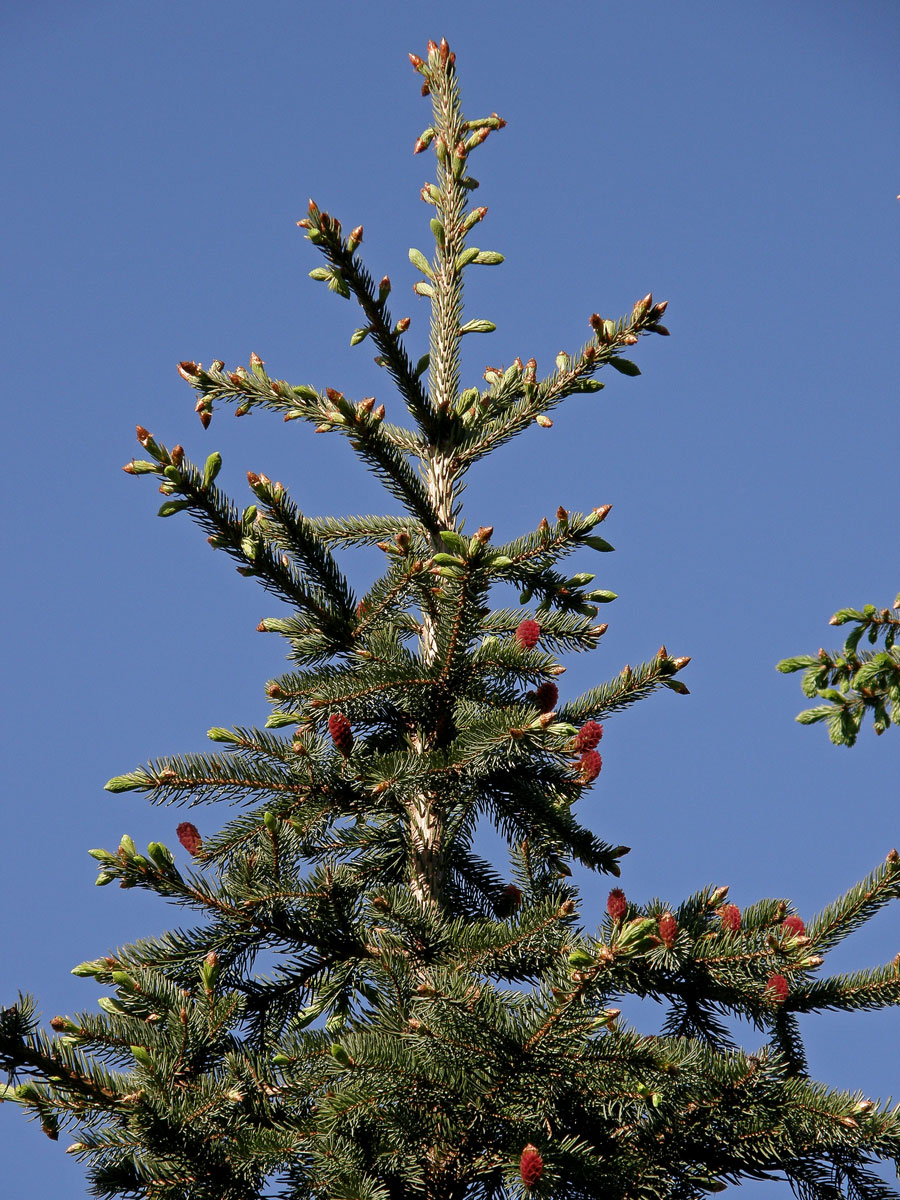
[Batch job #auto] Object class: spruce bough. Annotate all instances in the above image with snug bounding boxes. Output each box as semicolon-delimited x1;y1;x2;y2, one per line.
3;39;900;1200
778;594;900;746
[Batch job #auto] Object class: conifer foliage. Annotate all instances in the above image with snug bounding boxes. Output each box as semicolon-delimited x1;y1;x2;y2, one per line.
778;595;900;745
4;39;900;1200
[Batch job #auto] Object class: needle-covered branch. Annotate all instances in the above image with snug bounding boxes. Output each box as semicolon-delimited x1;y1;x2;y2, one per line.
778;594;900;745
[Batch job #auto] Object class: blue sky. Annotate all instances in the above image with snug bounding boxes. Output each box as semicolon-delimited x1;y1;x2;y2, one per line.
2;2;898;1196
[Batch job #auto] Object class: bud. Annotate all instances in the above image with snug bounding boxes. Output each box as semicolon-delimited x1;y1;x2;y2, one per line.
396;317;411;333
887;848;899;863
607;888;627;921
171;445;184;467
634;293;653;316
330;1043;354;1068
666;680;690;694
616;916;660;954
130;1044;154;1070
177;360;201;380
567;948;594;968
378;275;391;302
409;53;423;70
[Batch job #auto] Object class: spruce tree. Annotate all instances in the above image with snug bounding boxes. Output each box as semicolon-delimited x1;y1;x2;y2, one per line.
778;595;900;746
3;39;900;1200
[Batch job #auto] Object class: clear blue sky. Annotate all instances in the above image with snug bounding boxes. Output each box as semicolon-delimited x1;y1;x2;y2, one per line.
2;2;898;1196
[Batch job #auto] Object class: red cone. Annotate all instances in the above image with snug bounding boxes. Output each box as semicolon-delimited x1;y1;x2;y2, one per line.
574;720;603;751
515;619;540;649
519;1144;543;1189
177;822;202;856
328;712;354;757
